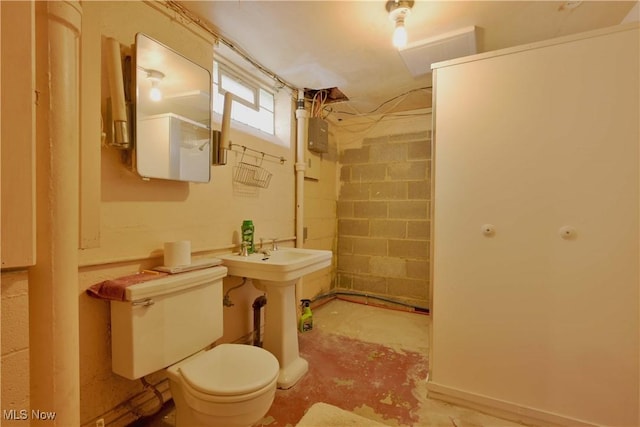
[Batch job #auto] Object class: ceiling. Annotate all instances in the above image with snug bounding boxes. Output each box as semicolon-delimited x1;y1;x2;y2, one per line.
178;1;637;122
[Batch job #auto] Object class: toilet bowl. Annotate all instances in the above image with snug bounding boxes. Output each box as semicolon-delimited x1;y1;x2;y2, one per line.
108;266;280;427
166;343;279;427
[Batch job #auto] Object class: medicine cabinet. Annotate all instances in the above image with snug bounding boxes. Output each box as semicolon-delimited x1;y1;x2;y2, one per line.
134;33;212;183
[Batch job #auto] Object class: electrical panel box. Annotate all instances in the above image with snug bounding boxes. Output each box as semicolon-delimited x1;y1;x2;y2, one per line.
308;117;328;153
305;147;321;180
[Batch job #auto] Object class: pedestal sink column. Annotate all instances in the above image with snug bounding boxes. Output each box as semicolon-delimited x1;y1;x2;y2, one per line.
257;278;308;389
216;248;332;388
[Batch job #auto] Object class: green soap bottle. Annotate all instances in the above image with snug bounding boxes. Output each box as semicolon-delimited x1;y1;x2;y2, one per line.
299;299;313;332
241;220;255;254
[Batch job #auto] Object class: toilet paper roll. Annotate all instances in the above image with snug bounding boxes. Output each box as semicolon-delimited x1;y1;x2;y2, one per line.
164;240;191;267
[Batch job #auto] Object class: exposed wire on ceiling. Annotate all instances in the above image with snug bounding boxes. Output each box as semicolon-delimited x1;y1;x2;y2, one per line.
322;87;432;133
310;90;329;118
328;86;431;118
332;110;431;135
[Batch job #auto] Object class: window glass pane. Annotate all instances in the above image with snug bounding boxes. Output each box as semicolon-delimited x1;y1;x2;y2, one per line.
213;82;223;111
258;108;274;134
213;61;275;136
221;73;255;105
232;101;258;127
260;89;274;111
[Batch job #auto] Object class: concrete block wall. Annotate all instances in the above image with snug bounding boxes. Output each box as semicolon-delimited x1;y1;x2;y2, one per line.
337;131;431;308
1;271;30;425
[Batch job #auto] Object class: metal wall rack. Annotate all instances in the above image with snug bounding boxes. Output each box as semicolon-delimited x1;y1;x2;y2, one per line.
229;143;286;189
229;143;286;165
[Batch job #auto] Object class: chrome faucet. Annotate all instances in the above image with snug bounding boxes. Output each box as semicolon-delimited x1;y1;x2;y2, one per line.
257;237;269;256
239;242;250;257
257;237;278;255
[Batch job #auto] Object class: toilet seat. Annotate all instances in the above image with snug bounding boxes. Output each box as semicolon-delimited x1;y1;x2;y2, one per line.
174;344;279;398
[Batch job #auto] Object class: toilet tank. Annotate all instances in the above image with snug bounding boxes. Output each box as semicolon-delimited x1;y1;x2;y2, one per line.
110;266;227;380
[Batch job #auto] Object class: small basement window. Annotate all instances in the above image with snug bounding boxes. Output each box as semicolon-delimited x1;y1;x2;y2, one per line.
213;60;275;136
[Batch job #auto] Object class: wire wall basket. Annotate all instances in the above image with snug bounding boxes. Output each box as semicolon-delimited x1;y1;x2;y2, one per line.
233;149;273;189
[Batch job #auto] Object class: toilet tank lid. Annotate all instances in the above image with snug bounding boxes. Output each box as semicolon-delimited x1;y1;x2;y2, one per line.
125;266;228;301
178;344;279;396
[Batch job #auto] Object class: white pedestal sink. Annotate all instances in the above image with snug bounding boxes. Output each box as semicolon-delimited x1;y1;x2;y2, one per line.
218;248;332;389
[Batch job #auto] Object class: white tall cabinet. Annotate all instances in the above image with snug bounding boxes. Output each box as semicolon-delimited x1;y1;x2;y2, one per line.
430;24;639;426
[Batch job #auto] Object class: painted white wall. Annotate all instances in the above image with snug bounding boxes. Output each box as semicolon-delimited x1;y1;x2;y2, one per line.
76;2;301;423
0;1;338;423
430;24;639;426
80;1;295;266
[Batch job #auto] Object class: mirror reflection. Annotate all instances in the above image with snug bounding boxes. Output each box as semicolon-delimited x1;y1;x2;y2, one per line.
135;33;212;183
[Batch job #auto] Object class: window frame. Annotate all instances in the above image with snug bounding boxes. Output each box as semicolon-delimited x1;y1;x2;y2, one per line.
213;56;276;137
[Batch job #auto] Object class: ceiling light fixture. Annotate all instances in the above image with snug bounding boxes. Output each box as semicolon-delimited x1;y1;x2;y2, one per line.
146;69;165;102
386;0;414;49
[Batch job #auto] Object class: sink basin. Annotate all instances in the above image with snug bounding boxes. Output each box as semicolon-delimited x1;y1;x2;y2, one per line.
218;247;332;282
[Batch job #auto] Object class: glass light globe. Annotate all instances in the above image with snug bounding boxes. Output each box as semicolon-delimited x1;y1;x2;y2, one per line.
149;84;162;102
393;23;408;48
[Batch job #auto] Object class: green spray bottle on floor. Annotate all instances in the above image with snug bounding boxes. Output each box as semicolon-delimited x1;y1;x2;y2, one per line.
299;299;313;332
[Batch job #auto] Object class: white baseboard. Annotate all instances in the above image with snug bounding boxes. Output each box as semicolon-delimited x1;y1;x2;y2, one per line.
426;381;600;427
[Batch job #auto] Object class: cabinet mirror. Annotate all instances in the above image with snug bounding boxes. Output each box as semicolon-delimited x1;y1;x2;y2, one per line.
134;33;212;183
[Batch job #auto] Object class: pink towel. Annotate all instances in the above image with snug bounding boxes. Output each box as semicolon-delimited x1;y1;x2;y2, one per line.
86;271;168;301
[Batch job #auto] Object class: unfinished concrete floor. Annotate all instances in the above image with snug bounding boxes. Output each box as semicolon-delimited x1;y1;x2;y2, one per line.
135;298;527;427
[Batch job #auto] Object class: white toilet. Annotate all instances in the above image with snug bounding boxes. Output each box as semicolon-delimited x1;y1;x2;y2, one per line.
109;266;279;427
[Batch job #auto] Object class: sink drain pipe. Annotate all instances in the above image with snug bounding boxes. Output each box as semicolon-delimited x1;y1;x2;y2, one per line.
252;295;267;347
294;90;309;302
